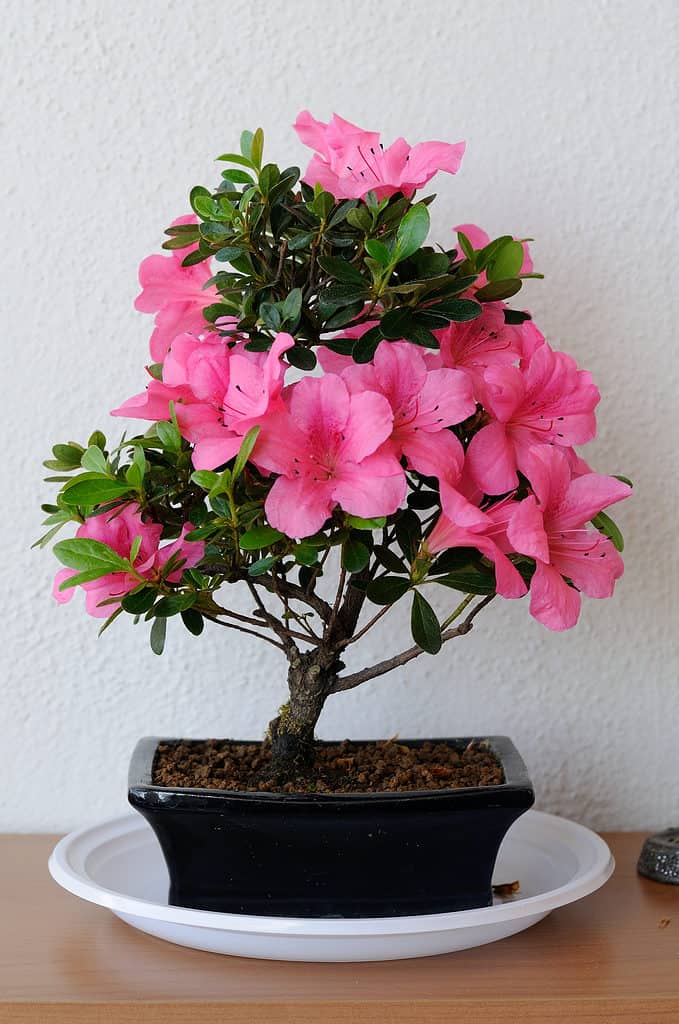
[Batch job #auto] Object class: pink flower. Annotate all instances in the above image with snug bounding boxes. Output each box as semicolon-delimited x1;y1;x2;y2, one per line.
341;341;475;481
110;333;231;422
426;494;528;600
432;302;524;396
294;110;465;201
135;215;218;362
53;507;204;618
505;446;631;630
254;374;406;537
112;333;295;471
180;332;295;470
466;342;600;494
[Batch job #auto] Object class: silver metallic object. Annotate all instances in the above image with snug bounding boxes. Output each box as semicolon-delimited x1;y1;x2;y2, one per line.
637;829;679;884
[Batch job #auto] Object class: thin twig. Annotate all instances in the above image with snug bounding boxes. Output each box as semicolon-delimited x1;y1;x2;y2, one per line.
201;612;285;651
337;603;392;650
325;567;347;640
246;579;298;654
329;594;495;694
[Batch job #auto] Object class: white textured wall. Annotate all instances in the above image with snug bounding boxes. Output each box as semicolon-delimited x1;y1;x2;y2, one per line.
2;0;677;832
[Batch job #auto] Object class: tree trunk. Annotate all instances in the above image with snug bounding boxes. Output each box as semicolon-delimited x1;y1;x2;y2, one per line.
268;648;338;778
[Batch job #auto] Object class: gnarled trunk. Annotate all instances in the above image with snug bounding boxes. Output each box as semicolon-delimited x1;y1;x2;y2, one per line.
268;648;338;777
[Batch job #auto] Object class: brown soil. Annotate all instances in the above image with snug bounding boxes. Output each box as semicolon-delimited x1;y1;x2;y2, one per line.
152;738;504;794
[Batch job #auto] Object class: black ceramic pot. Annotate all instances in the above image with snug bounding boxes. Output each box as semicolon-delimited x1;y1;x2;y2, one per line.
128;735;534;918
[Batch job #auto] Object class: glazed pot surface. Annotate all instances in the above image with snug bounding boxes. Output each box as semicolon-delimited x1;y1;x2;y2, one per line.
128;735;535;917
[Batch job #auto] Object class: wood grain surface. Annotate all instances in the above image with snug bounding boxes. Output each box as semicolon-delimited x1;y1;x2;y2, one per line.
1;831;678;1023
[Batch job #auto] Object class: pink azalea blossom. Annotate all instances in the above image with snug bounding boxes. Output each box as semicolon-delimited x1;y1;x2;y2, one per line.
504;446;631;630
254;374;406;537
180;332;295;470
426;494;528;600
432;302;524;396
110;333;232;422
341;341;475;482
135;215;218;362
466;342;600;494
53;507;204;618
294;111;465;201
112;333;294;471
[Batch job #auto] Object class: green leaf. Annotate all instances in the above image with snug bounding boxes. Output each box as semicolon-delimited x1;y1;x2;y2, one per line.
380;307;414;340
153;593;197;617
373;545;408;574
352;326;383;363
129;534;142;564
395;509;422;561
248;555;278;576
342;538;370;574
591;510;625;552
347;206;373;232
613;474;634;488
487;240;525;282
181;609;204;636
58;567;116;591
456;230;475;261
259;302;282;330
475;279;522;302
286;345;317;370
191;470;219;491
435;568;495;595
214;245;246;263
61;477;132;507
150;615;167;655
322;302;365;331
156;419;182;452
294;543;319;566
401;323;439;349
216;152;256;169
250;128;264;169
233;425;260;480
317;255;366;286
345;514;386;530
53;537;131;573
503;309;531;325
221;168;254;185
80;446;108;474
411;590;442;654
258;163;280;196
189;185;211;216
366;575;411;606
52;443;84;468
282;288;303;324
394;203;430;262
428;298;483;322
365;238;392;266
121;588;157;614
319;282;370;312
240;525;284;550
88;431;107;450
240;130;254;159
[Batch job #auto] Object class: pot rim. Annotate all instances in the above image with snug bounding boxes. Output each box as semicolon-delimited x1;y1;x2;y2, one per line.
129;734;534;805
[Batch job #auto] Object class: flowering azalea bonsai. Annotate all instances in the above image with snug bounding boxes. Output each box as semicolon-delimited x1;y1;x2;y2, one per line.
39;111;632;781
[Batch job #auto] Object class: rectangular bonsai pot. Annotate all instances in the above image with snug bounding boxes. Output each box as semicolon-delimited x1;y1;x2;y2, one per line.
128;735;534;918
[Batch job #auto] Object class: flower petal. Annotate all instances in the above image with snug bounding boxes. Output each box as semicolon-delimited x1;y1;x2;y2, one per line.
529;561;581;631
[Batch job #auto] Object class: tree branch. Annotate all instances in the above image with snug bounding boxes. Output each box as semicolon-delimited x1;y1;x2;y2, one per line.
328;594;495;694
201;612;286;651
246;579;298;655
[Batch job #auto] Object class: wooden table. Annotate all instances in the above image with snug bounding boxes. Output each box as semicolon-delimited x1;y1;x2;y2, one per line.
0;832;677;1023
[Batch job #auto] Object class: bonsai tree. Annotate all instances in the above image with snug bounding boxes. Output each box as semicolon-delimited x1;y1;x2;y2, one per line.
38;112;632;779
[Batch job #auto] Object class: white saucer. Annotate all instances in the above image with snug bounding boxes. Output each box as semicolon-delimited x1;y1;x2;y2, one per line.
48;809;613;961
